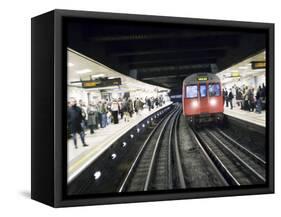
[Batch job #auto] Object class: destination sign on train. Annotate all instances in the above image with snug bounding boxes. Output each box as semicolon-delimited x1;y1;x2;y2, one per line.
197;77;208;81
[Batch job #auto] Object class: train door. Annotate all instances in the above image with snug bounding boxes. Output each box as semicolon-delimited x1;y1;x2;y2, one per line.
199;82;208;114
184;84;199;116
208;82;223;114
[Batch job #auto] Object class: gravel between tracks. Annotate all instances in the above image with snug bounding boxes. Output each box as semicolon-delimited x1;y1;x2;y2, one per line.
178;114;226;188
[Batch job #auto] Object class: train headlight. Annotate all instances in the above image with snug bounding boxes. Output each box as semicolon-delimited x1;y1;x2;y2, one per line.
210;98;217;106
191;100;199;108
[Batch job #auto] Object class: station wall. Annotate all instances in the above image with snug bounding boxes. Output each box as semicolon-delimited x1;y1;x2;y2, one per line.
223;70;265;91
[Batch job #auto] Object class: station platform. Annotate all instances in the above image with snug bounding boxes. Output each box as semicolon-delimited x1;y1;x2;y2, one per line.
223;106;265;127
68;102;172;182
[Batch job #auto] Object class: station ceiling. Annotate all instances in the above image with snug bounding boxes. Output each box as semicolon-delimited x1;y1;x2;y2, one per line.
66;17;266;94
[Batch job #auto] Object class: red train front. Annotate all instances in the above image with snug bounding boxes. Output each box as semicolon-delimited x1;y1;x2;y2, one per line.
182;73;224;124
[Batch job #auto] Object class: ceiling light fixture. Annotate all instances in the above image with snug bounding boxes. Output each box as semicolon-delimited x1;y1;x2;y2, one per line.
238;66;248;70
76;68;92;74
91;74;105;78
68;62;74;67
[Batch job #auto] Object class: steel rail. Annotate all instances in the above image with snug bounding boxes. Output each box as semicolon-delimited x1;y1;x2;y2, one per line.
215;128;266;165
144;106;180;191
172;107;187;189
118;105;178;192
189;128;231;186
167;108;179;189
206;130;266;183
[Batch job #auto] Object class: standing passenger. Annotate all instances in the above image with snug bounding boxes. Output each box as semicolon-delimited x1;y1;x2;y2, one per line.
147;97;152;111
261;83;266;110
134;98;141;115
151;97;155;109
79;101;87;132
255;86;262;114
87;103;97;134
225;89;229;107
118;98;124;120
96;101;102;128
68;98;88;149
249;88;255;112
128;98;134;117
155;97;159;108
243;87;249;111
100;100;108;128
228;90;234;109
123;98;130;122
111;99;120;124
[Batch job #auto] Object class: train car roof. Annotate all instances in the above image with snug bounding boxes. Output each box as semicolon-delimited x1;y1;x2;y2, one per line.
183;73;220;85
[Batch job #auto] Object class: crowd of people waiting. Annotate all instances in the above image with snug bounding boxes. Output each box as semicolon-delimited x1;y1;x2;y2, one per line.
67;95;166;149
222;83;266;114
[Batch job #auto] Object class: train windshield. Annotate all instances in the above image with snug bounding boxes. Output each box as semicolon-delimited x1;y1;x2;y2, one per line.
200;84;207;97
186;85;198;98
209;83;221;96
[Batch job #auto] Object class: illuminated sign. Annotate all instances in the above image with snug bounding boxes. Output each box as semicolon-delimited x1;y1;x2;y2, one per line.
82;81;97;88
231;71;240;77
197;77;208;81
251;61;266;70
82;78;121;88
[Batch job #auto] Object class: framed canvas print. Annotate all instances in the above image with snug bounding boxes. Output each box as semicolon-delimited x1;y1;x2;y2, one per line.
31;9;274;207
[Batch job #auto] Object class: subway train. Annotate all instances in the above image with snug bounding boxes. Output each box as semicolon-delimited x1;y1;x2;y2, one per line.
182;73;224;124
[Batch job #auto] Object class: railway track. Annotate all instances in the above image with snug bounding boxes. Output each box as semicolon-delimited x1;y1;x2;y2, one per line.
69;104;266;195
118;104;186;192
191;126;266;186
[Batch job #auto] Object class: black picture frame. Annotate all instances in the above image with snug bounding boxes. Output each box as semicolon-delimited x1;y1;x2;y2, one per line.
31;9;274;207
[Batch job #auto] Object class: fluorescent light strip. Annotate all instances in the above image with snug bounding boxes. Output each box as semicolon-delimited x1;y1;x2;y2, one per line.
238;66;249;70
76;68;92;74
91;73;105;78
68;62;74;67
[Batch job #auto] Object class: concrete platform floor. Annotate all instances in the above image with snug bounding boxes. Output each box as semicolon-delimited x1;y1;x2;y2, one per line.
223;106;265;127
67;102;172;182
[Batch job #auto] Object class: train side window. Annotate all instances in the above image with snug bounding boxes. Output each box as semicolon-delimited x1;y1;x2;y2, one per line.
209;83;221;96
200;84;207;97
186;85;198;98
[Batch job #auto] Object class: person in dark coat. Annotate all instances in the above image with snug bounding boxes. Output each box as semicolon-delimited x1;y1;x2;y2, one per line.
236;88;243;107
255;86;262;114
127;98;134;118
96;101;102;129
87;103;97;134
151;97;155;109
228;90;234;109
123;98;130;122
147;97;152;111
261;83;266;110
68;98;88;149
224;88;229;107
155;97;159;108
134;98;142;115
249;88;255;112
